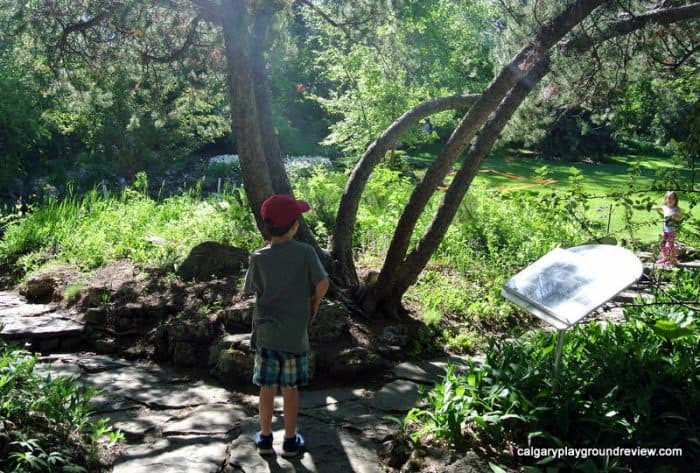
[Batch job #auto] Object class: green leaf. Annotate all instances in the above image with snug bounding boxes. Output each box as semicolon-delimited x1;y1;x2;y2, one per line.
650;319;694;341
489;463;509;473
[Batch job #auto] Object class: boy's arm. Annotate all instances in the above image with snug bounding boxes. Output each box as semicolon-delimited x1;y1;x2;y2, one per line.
309;278;329;326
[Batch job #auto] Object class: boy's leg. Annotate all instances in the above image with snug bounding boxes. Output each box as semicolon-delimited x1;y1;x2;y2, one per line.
259;386;278;436
278;351;309;456
281;386;299;438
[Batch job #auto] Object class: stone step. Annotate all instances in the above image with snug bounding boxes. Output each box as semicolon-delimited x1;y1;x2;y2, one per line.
0;291;86;353
613;290;654;304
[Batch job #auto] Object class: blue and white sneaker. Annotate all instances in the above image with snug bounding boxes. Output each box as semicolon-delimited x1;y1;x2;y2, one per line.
281;433;305;458
255;432;274;455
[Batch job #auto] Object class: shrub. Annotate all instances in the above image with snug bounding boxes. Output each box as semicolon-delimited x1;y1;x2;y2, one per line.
406;269;700;472
0;339;122;472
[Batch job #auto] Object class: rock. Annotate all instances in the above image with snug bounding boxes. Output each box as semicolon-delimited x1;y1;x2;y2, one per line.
167;318;214;343
113;435;235;473
85;307;108;325
325;347;388;379
0;300;84;347
60;336;84;352
217;300;255;332
309;300;349;343
94;337;118;354
214;348;254;383
38;338;59;352
177;241;248;282
370;379;422;412
20;272;59;303
87;287;112;306
162;404;244;436
112;302;146;319
390;357;471;385
153;325;169;361
381;324;409;347
172;341;203;367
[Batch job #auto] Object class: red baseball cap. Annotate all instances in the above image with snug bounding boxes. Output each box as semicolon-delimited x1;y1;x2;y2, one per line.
261;194;310;229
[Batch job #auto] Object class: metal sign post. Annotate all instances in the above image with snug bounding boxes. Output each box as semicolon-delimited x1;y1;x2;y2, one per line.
502;245;643;381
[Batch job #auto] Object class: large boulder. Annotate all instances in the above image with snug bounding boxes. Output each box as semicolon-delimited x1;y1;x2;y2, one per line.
20;267;78;303
177;241;249;282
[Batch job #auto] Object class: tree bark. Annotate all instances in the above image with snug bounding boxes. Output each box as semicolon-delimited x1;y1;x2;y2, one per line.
563;2;700;53
221;0;272;232
395;58;552;296
331;94;479;286
370;0;606;310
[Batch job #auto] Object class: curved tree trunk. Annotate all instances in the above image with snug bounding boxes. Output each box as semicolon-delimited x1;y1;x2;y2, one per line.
395;57;552;297
331;94;479;286
369;0;606;314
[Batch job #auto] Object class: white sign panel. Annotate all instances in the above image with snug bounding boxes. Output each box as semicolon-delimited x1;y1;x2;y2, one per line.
502;245;643;330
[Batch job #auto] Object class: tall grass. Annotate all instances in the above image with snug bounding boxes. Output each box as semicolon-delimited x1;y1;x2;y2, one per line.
0;186;261;275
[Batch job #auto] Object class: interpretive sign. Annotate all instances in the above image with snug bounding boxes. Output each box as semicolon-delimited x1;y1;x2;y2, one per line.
502;244;643;330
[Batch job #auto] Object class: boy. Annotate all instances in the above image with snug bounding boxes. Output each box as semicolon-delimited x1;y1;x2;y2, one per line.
243;194;329;457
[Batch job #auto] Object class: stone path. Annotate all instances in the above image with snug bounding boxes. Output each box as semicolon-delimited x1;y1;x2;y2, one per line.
35;352;474;472
2;290;482;472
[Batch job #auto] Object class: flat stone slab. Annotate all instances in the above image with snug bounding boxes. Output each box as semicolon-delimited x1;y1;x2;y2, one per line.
0;308;83;339
163;404;245;436
102;408;174;441
274;388;368;410
113;435;235;473
227;417;384;473
369;379;422;412
390;356;472;384
81;367;231;409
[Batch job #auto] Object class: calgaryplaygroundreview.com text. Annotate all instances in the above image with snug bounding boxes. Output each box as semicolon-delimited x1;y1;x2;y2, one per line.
517;447;683;460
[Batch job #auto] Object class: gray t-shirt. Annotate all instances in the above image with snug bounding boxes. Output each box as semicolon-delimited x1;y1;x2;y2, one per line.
243;240;327;353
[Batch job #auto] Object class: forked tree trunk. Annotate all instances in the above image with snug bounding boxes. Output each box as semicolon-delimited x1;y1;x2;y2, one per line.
331;94;479;286
365;0;606;315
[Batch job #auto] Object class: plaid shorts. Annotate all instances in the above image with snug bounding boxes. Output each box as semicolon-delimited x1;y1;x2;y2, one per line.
253;348;309;388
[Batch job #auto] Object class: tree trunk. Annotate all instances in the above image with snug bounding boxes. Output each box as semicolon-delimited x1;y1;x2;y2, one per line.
221;0;272;232
369;0;605;312
396;57;551;294
331;94;478;285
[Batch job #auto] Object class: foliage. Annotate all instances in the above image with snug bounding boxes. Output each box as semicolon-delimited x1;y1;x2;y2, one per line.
0;339;122;472
0;0;231;194
303;0;498;156
0;177;261;276
406;269;700;472
296;166;589;339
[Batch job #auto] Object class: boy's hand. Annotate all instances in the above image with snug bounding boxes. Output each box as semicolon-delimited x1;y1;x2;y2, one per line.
309;298;320;327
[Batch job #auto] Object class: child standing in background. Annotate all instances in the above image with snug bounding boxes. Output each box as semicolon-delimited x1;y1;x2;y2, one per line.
653;191;682;265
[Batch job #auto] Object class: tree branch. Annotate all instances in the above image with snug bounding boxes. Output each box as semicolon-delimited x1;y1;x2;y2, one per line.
141;16;203;63
564;2;700;52
190;0;223;25
55;3;124;54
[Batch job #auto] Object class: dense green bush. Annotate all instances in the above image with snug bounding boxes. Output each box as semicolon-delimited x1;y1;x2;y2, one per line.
406;268;700;472
0;340;121;472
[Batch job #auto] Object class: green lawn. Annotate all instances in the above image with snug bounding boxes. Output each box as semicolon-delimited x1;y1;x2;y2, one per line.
406;140;698;245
